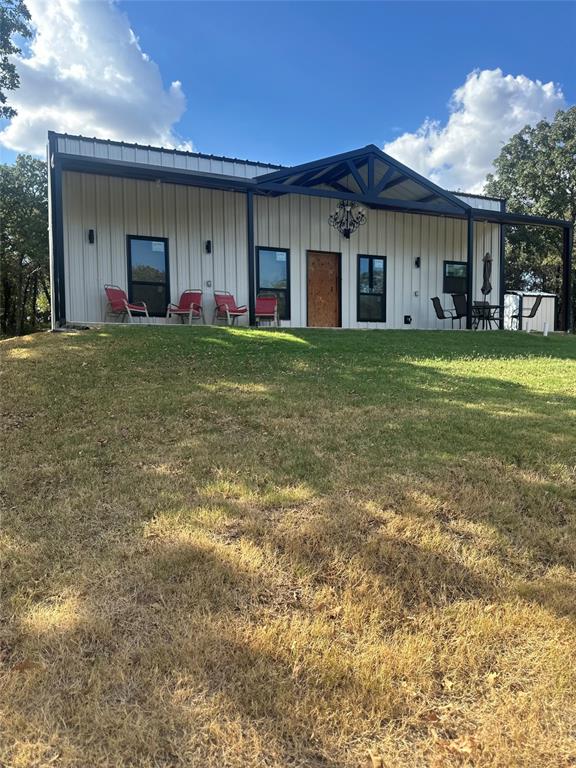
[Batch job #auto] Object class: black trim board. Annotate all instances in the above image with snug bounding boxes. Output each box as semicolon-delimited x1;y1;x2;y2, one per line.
247;190;255;326
48;132;66;326
58;153;256;194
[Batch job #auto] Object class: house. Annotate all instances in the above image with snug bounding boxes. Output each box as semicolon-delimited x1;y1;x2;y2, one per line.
47;131;573;331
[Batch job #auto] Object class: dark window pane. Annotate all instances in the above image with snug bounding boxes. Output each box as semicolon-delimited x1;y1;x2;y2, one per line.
372;259;385;293
259;250;287;289
359;294;384;321
359;257;370;293
131;240;166;283
443;261;467;294
131;282;167;315
445;262;467;279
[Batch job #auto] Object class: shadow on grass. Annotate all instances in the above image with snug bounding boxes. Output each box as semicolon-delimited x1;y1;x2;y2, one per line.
2;325;575;764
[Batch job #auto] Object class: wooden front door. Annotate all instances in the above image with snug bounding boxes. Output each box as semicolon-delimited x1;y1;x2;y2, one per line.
307;251;340;327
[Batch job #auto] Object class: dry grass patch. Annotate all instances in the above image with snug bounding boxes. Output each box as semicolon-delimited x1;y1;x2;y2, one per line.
1;327;575;767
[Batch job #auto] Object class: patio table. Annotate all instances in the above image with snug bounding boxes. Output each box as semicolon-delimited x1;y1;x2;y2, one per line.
472;304;501;330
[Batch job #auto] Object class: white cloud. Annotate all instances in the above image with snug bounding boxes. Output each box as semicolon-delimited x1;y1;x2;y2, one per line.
0;0;191;156
384;69;565;193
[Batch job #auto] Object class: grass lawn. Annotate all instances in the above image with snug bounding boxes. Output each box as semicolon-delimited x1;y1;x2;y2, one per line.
1;326;575;768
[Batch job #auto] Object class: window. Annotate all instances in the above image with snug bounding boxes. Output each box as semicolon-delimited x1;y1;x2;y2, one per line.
443;260;467;294
127;236;169;316
256;247;290;320
357;255;386;322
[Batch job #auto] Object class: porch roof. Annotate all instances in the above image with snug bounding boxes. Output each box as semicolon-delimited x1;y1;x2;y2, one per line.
253;145;471;216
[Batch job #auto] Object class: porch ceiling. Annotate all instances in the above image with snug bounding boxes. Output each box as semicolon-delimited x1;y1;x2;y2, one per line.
254;145;470;215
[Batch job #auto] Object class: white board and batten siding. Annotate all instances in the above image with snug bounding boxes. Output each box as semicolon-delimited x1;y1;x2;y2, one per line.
56;136;279;178
62;170;500;329
62;171;248;324
453;194;503;212
255;194;500;329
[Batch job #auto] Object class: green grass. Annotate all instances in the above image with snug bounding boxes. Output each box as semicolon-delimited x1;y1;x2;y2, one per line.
1;327;575;767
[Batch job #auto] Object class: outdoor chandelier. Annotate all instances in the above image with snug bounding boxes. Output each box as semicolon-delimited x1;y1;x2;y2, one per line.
328;200;367;239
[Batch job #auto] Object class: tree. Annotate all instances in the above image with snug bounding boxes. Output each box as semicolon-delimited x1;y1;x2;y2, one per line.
0;0;32;119
0;155;49;335
484;107;576;327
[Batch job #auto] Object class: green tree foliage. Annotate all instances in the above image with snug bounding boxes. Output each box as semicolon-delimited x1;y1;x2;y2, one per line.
0;0;32;119
485;107;575;326
0;154;49;335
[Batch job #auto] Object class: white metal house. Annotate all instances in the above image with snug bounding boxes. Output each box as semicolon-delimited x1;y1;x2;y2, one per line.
47;132;573;331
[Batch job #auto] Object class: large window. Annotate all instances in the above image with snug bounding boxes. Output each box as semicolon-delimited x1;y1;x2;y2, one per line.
127;236;169;316
256;247;290;320
357;255;386;322
443;260;467;294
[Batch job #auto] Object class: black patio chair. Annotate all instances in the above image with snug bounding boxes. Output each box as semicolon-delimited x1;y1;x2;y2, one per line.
511;294;542;330
450;293;468;329
431;297;459;328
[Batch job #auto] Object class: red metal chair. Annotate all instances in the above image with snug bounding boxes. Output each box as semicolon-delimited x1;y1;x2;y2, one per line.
104;285;149;322
166;290;204;324
213;291;248;325
255;295;279;326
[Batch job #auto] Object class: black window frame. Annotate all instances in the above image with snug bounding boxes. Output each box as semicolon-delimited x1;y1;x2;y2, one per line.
256;246;291;320
357;254;387;322
443;260;467;294
127;235;170;317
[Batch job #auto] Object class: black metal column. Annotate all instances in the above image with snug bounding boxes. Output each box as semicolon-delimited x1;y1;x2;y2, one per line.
466;210;474;329
499;201;506;330
563;224;573;332
48;132;66;327
246;190;255;326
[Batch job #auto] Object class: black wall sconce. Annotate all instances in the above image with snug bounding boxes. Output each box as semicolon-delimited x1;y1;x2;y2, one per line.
414;256;421;268
404;315;412;325
88;229;95;244
205;240;212;253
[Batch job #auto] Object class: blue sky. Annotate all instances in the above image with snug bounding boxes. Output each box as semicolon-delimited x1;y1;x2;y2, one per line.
1;1;574;191
119;0;575;165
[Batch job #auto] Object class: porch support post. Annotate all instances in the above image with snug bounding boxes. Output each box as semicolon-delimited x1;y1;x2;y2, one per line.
466;210;474;329
247;189;256;326
48;132;66;327
499;205;506;330
563;224;573;332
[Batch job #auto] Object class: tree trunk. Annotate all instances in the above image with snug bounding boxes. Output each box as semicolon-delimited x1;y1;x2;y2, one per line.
18;272;31;335
1;276;11;335
31;274;38;328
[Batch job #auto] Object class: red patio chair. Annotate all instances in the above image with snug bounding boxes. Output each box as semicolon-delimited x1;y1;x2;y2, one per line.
104;284;149;322
255;295;279;326
166;289;204;324
213;291;248;326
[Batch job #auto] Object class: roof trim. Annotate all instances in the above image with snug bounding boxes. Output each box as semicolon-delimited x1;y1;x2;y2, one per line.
471;208;570;229
56;153;257;192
